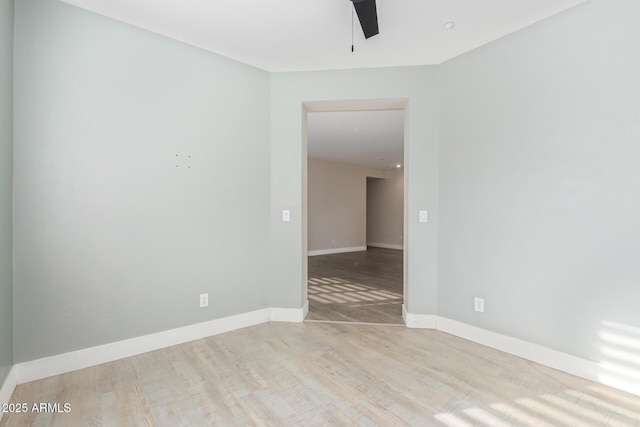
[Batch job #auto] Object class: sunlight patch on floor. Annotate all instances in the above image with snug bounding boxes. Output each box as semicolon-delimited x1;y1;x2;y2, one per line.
463;407;513;427
490;402;553;427
539;393;613;425
434;412;477;427
567;389;639;421
308;277;402;306
515;397;587;426
436;387;640;427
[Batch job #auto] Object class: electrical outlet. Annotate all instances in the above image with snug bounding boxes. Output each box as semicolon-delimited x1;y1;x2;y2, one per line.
474;297;484;313
200;293;209;308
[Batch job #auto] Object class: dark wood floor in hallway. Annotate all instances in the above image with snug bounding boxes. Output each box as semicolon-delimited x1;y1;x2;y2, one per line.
306;247;403;324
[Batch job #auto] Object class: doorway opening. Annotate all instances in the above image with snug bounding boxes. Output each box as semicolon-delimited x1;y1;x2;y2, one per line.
302;99;408;325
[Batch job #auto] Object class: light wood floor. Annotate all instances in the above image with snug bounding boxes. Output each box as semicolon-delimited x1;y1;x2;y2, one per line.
307;247;403;324
3;322;640;426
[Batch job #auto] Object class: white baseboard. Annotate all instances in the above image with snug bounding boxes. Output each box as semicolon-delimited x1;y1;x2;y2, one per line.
399;309;640;397
13;305;309;387
16;309;271;385
402;305;436;329
8;307;639;399
367;242;403;250
435;318;604;390
0;366;18;409
303;299;309;319
270;301;308;322
436;317;640;398
308;246;367;256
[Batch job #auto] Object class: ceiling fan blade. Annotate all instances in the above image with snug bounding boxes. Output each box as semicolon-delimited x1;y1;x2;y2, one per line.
352;0;379;39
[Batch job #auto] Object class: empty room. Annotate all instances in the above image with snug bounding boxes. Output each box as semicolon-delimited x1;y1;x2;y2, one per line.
1;0;640;425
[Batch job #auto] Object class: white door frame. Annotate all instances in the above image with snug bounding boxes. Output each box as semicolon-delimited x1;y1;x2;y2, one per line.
301;98;409;315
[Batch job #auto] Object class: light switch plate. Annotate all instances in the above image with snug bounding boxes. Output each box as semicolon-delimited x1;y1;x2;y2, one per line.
282;210;290;222
419;210;428;223
200;293;209;308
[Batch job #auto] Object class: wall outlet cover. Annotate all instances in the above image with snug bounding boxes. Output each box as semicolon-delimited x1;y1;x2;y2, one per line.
200;293;209;308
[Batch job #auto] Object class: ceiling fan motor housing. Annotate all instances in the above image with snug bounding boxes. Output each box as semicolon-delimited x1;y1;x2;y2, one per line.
352;0;379;39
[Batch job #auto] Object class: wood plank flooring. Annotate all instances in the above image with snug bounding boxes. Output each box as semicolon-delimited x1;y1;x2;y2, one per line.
306;247;403;324
3;322;640;426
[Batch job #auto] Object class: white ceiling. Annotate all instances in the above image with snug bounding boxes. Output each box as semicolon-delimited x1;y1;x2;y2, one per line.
61;0;587;72
307;110;404;170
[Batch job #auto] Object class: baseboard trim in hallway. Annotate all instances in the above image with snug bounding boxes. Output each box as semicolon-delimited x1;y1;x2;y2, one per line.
308;246;367;256
366;242;403;250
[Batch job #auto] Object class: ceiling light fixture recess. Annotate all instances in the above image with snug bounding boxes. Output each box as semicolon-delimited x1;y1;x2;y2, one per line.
443;21;456;30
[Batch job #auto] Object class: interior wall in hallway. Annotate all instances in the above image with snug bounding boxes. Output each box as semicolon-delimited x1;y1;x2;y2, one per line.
307;157;384;253
366;168;404;249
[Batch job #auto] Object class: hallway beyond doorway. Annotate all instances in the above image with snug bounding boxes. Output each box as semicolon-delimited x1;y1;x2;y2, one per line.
306;247;403;324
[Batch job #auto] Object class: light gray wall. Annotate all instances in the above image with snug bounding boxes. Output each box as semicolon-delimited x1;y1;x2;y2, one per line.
307;158;384;252
11;0;633;372
13;0;271;362
0;0;13;384
367;168;404;248
270;67;439;313
438;0;640;362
